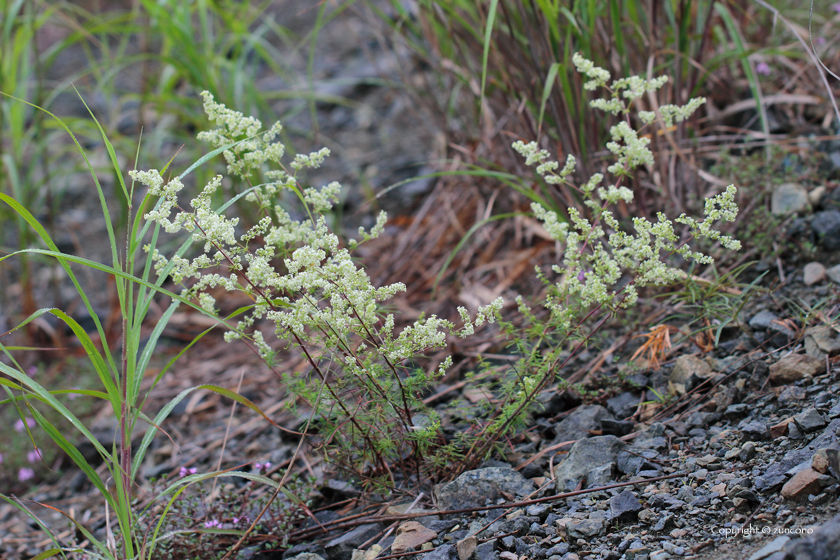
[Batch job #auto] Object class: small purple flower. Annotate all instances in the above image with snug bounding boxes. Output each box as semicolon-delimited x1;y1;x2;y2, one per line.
27;450;42;463
817;36;826;45
18;467;35;482
27;366;37;376
254;462;262;471
577;270;586;283
833;2;840;13
14;418;36;433
204;519;221;528
264;462;271;469
755;62;770;76
179;467;187;477
0;453;4;464
179;466;197;477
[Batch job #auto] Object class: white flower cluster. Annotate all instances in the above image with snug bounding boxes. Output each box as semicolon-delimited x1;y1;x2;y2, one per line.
135;92;492;385
514;55;739;329
196;91;284;179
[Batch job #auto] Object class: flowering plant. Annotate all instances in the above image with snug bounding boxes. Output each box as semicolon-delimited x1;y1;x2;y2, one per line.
458;54;740;467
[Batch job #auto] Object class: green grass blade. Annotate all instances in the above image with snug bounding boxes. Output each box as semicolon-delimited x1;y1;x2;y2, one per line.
479;0;500;114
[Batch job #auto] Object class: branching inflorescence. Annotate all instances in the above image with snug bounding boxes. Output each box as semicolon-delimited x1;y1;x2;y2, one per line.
130;54;740;484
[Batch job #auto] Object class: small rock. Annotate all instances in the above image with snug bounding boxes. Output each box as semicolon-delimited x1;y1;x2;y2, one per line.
600;418;634;436
742;421;771;441
425;544;456;560
606;391;640;419
749;310;779;331
610;489;643;521
565;518;606;539
553;435;625;492
781;467;823;500
770;418;792;439
793;408;827;433
812;210;840;250
810;185;826;205
740;442;757;462
652;513;675;532
771;183;809;215
586;461;616;488
392;522;437;554
638;509;657;524
326;524;384;560
746;536;789;560
778;386;807;405
456;537;478;560
812;448;840;477
287;554;327;560
803;262;826;285
780;512;840;558
828;263;840;284
669;355;713;394
769;354;826;385
549;405;615;450
804;326;840;359
435;468;534;510
472;539;497;560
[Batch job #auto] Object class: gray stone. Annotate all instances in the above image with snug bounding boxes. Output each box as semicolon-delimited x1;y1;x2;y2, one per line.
554;435;625;492
750;310;780;330
283;543;327;560
549;405;614;450
781;511;840;559
794;408;828;433
545;544;569;557
471;539;497;560
600;418;634;436
755;463;788;492
669;354;713;393
606;391;640;419
687;411;717;428
747;537;789;560
779;420;840;471
804;326;840;359
565;518;606;539
742;421;771;441
804;262;826;286
771;183;809;215
435;468;534;511
812;210;840;250
326;524;384;560
287;553;327;560
424;545;456;560
828;264;840;285
617;448;659;475
610;489;643;521
638;509;657;524
586;462;617;488
779;386;807;405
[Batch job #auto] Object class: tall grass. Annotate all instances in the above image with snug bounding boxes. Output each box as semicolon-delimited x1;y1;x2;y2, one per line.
380;0;770;212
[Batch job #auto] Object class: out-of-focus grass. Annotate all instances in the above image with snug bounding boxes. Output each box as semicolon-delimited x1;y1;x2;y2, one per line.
0;357;101;495
0;1;358;342
378;0;832;216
